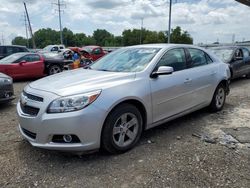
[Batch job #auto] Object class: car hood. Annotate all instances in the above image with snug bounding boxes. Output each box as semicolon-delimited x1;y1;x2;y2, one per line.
29;69;136;96
0;72;10;79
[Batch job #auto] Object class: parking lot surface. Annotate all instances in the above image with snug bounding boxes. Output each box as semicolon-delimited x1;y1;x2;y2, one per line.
0;79;250;187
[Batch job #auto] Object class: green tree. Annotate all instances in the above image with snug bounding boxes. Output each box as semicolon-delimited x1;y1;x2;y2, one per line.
12;36;28;47
170;26;193;44
122;29;141;46
93;29;112;46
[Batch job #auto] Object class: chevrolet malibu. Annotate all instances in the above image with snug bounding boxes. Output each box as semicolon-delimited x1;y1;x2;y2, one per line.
17;44;230;154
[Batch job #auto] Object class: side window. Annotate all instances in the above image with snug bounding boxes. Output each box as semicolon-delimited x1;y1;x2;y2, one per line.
19;47;27;52
242;48;249;59
205;54;213;64
51;47;58;51
0;46;4;54
22;55;40;62
189;48;208;67
13;47;19;53
6;47;14;55
93;48;101;55
235;49;243;58
156;48;186;72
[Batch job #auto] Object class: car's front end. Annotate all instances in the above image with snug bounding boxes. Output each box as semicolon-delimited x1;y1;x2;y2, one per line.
0;73;15;103
16;67;141;152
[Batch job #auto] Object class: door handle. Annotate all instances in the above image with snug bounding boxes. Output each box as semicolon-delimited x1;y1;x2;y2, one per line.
184;78;192;84
210;71;216;76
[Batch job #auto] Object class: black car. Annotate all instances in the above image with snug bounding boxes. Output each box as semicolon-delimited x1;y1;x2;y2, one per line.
0;73;15;103
0;45;29;60
210;46;250;79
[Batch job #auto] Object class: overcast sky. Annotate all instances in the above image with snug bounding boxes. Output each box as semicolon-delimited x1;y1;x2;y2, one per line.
0;0;249;45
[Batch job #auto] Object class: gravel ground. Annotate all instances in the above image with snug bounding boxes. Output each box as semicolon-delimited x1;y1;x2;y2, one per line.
0;79;250;188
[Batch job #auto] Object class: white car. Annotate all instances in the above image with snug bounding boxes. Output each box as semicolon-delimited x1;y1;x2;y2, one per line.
17;44;230;154
43;45;65;52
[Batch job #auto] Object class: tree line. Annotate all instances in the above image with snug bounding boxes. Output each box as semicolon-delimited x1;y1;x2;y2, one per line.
12;26;193;48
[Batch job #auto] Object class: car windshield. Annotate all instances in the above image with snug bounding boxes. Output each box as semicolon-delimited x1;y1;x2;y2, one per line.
0;53;24;64
210;48;234;62
82;47;93;53
90;47;160;72
43;45;53;51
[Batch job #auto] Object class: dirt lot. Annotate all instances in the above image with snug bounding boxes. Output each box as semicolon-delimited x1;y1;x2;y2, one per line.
0;79;250;188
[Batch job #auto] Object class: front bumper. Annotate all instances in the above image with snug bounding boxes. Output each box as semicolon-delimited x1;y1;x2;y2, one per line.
0;83;15;103
17;87;107;152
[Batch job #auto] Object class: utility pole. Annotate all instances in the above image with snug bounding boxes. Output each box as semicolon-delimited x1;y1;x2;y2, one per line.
140;18;144;44
168;0;172;43
24;2;36;49
22;12;29;47
53;0;65;45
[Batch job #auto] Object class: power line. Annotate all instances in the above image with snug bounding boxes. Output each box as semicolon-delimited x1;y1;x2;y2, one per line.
53;0;66;45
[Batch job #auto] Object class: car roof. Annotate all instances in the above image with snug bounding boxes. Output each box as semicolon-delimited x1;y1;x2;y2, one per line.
210;46;239;50
123;43;203;50
0;45;28;48
9;52;36;56
83;45;101;49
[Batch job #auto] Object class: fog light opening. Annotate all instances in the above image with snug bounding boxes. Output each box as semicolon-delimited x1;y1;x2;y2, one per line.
63;135;72;143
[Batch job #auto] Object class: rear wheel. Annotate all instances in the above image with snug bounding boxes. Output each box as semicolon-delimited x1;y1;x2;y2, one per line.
48;65;62;75
209;83;226;112
101;104;143;154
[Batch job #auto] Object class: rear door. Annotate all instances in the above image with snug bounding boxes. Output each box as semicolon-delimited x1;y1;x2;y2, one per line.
242;48;250;74
231;48;245;77
150;48;194;122
186;48;218;106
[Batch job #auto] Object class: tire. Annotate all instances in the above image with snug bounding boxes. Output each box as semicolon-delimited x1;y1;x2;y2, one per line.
209;83;226;112
48;64;62;75
101;104;143;154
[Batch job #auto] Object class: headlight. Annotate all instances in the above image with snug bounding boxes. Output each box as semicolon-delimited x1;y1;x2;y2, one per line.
47;90;101;113
5;78;12;83
0;77;12;84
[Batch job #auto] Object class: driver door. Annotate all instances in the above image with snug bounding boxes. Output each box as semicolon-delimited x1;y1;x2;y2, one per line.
8;54;44;79
150;48;194;122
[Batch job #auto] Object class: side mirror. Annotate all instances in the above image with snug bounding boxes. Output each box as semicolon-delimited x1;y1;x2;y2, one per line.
19;60;26;65
150;66;174;78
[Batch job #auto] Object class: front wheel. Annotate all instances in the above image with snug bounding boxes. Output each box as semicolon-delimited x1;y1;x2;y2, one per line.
101;104;143;154
209;84;226;112
48;65;62;75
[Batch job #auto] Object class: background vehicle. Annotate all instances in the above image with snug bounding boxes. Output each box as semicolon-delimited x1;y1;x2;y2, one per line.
210;46;250;79
80;45;107;61
0;52;72;79
0;73;15;103
0;45;29;60
42;45;65;53
17;44;230;154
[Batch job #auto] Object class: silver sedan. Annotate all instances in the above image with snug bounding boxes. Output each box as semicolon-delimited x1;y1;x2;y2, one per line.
17;44;230;154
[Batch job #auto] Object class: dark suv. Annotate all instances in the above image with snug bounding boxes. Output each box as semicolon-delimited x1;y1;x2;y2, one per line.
0;45;29;60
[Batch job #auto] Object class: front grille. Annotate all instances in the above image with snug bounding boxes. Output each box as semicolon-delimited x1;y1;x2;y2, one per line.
22;128;36;139
23;91;43;102
20;103;39;116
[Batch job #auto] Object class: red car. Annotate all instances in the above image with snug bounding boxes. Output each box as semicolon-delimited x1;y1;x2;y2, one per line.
80;46;107;61
0;52;71;80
